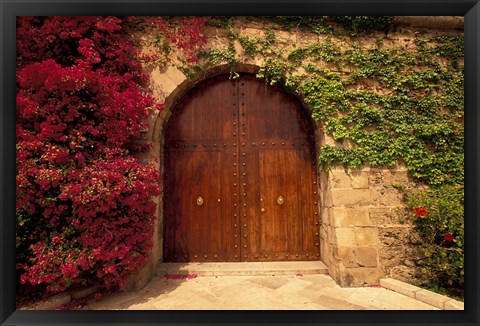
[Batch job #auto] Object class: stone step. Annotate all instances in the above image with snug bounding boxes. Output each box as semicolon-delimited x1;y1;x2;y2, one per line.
158;261;329;277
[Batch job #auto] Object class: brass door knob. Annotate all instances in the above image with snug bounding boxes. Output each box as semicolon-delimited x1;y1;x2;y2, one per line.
261;208;265;213
196;196;204;206
277;195;284;205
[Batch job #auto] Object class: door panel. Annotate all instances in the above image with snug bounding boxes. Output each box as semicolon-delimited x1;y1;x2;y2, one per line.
164;74;319;262
164;148;237;261
242;146;318;261
164;76;239;262
170;79;235;142
244;78;311;141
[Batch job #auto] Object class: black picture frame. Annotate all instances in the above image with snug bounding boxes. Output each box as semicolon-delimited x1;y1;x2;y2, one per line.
1;1;478;325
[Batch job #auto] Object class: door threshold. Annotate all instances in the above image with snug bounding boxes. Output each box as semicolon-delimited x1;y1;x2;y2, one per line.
158;261;329;277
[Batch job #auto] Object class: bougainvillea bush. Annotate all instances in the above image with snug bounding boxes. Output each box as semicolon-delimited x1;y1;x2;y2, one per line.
16;16;162;297
405;185;464;298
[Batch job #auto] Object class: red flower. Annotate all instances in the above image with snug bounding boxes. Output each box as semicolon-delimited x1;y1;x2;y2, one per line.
413;207;428;217
61;261;80;279
51;235;62;244
187;55;199;64
444;233;454;242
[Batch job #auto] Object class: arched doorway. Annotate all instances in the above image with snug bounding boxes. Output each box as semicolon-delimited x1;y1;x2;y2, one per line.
163;74;320;262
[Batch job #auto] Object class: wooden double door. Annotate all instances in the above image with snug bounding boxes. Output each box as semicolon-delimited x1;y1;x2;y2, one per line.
164;74;320;262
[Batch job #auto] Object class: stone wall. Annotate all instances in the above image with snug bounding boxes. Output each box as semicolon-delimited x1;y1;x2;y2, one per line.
313;114;427;286
324;162;424;286
126;16;462;290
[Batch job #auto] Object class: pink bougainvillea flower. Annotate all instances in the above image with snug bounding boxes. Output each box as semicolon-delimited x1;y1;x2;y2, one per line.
16;16;162;293
444;233;454;242
413;207;428;217
51;235;62;244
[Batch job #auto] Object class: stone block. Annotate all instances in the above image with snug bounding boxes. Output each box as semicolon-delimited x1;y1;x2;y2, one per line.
321;244;335;268
377;189;404;206
320;225;329;238
124;262;156;291
387;265;418;281
339;267;384;287
263;261;328;275
335;227;357;246
391;170;410;184
238;27;264;37
380;278;421;298
151;68;177;95
323;134;346;147
351;172;370;189
326;225;337;245
321;207;334;226
369;207;395;225
298;32;320;46
336;246;357;268
322;187;334;208
377;226;412;247
376;169;412;186
369;170;384;187
354;247;378;267
415;289;450;309
327;264;342;284
275;30;296;43
355;227;379;246
379;170;394;184
333;208;371;227
234;39;245;56
254;57;266;67
163;65;187;86
331;169;352;188
331;189;375;207
444;299;464;310
336;246;378;268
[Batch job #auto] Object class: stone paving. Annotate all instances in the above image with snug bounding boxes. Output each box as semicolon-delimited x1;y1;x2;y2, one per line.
83;263;441;310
